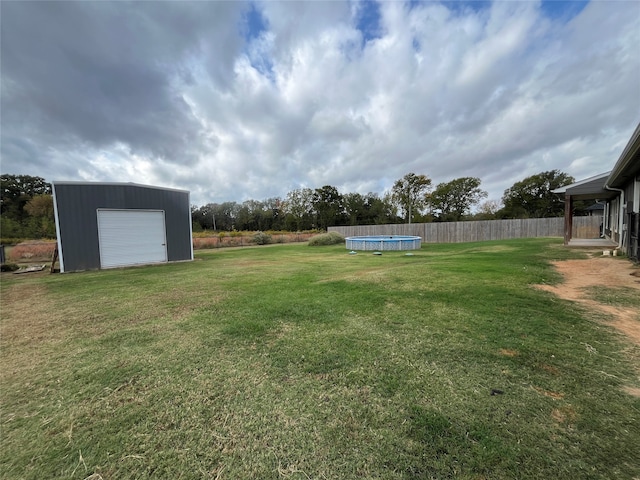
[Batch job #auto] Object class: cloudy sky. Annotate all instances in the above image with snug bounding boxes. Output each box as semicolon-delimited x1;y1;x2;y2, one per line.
1;0;639;207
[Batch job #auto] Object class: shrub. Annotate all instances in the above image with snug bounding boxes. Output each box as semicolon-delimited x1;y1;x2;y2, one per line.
0;238;26;246
1;263;19;272
308;231;345;246
191;231;208;238
253;231;272;245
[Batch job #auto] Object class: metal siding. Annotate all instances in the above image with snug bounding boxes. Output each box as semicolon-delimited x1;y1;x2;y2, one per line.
52;183;192;272
53;184;102;271
624;182;634;211
52;183;66;272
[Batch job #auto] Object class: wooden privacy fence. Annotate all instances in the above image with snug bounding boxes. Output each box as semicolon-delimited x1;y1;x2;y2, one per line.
329;216;602;244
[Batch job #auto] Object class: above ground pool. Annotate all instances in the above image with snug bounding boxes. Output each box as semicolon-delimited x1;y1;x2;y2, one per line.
345;235;422;251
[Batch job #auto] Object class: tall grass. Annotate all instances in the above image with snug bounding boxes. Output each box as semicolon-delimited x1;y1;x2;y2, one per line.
6;240;56;262
1;238;638;479
192;231;316;249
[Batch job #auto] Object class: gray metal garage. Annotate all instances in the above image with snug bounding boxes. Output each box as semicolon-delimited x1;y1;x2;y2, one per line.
52;182;193;272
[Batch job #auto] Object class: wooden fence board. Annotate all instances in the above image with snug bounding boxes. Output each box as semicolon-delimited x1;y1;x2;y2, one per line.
330;216;602;243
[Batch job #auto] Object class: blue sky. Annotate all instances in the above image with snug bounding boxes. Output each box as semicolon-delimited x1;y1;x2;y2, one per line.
245;1;590;52
1;0;638;208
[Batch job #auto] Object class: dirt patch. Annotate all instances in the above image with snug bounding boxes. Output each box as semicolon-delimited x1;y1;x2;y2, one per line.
535;254;640;397
535;255;640;345
540;363;560;375
532;385;565;400
622;386;640;397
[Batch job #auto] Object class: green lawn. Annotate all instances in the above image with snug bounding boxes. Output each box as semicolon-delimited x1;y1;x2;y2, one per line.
1;238;639;479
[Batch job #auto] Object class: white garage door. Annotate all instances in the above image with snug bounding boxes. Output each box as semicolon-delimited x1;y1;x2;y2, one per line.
97;209;167;269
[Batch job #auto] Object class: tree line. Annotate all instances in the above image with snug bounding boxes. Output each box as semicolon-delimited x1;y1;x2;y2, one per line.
1;170;580;240
0;174;55;239
191;170;579;232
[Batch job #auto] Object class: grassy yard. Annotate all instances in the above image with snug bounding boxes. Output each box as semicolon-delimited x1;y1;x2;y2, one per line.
1;238;639;479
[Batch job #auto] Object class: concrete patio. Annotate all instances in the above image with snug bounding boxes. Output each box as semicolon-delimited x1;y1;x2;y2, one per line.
567;238;618;248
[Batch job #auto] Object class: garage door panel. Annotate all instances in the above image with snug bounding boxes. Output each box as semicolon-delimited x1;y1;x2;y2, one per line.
98;210;167;268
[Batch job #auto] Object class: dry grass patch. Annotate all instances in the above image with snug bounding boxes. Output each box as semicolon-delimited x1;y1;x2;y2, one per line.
1;283;77;370
7;240;56;263
551;405;578;425
532;386;565;400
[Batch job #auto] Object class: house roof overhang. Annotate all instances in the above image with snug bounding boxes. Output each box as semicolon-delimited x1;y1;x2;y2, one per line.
552;122;640;201
606;122;640;189
552;172;617;201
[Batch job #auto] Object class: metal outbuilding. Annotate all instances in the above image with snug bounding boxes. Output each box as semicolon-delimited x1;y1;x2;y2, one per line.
52;182;193;272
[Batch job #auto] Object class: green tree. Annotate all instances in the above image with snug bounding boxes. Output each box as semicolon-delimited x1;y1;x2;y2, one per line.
191;203;215;230
217;202;240;231
430;177;488;222
191;202;239;231
263;197;283;231
343;193;366;226
472;199;501;220
23;194;56;238
0;216;23;238
382;192;400;223
285;188;314;231
1;174;51;223
500;170;574;218
190;205;205;230
391;173;432;224
237;200;264;231
312;185;344;230
24;194;54;218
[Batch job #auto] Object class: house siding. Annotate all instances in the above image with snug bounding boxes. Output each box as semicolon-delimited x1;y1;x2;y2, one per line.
627;175;640;261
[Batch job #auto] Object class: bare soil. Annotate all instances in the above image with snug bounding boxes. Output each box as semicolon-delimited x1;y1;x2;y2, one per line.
535;254;640;397
536;254;640;346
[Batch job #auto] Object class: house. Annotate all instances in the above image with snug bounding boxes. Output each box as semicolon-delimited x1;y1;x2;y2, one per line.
584;203;605;217
52;182;193;272
554;123;640;261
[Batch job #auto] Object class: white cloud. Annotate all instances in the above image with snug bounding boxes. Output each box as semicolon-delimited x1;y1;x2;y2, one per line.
1;0;638;207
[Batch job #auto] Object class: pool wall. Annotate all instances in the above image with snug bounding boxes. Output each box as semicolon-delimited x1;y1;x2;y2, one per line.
345;235;422;251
